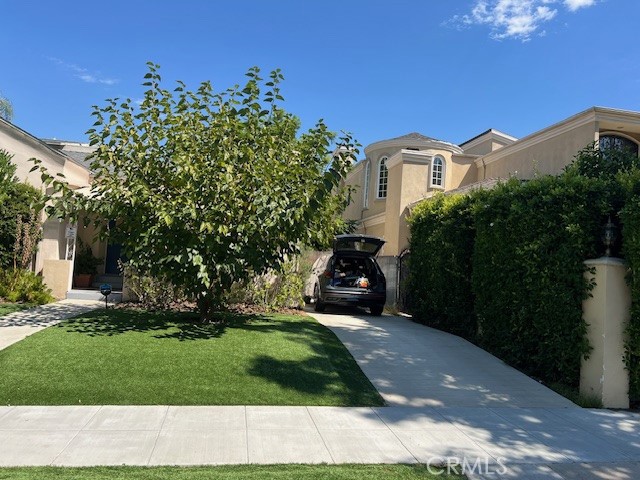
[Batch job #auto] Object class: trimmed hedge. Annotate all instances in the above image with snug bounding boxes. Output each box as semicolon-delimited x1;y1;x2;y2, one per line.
409;173;613;388
472;176;611;386
619;169;640;400
408;193;478;340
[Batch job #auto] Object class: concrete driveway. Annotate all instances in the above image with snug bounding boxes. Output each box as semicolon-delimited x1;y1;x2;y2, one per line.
306;308;575;408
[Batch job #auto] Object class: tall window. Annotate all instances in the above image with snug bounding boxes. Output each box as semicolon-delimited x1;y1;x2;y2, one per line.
599;134;639;156
377;156;388;198
431;156;444;187
363;161;371;208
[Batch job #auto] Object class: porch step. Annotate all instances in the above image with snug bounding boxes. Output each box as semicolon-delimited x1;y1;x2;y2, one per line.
66;289;122;303
91;274;123;290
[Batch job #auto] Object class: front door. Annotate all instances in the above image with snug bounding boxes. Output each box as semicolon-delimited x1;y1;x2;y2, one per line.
105;220;123;275
105;243;122;274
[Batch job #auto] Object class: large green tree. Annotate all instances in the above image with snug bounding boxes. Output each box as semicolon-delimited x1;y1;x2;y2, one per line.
35;64;357;319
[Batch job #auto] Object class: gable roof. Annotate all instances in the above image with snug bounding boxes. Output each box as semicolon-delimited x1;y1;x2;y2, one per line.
0;117;90;171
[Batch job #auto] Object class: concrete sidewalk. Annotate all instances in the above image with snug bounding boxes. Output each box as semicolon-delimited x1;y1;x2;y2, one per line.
0;405;638;478
307;309;575;408
1;306;639;479
0;299;102;351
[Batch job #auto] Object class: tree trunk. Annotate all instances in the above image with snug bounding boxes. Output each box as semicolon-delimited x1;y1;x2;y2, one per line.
197;287;221;323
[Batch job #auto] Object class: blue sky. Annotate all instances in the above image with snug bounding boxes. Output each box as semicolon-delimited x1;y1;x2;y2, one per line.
1;0;638;153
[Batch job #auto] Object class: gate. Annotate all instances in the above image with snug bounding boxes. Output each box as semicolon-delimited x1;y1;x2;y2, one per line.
397;249;412;313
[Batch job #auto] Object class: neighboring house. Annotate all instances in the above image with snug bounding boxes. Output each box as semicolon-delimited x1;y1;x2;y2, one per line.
343;107;640;257
0;117;120;300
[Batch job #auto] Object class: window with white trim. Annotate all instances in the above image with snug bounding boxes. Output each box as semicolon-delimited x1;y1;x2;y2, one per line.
363;161;371;208
377;156;388;198
431;156;444;187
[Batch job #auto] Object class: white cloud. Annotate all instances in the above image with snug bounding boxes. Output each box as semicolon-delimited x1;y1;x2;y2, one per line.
47;57;118;86
451;0;598;41
564;0;596;11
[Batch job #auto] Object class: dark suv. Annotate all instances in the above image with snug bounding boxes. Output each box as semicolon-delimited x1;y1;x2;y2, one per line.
305;234;387;315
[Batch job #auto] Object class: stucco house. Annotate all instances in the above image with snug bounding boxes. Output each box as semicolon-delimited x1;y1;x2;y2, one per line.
0;117;121;300
343;106;640;257
3;106;640;302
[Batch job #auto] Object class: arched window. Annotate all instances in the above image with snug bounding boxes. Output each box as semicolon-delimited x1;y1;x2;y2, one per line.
377;156;388;198
363;160;371;208
431;156;445;188
599;134;639;156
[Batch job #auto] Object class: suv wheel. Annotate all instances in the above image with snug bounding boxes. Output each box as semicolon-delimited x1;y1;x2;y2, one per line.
370;305;384;316
313;285;326;312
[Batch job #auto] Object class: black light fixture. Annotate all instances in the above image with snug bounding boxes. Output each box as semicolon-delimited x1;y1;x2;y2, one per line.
100;283;112;309
602;215;618;257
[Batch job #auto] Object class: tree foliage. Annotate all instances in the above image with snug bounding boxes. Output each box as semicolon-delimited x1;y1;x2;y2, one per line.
0;94;13;122
34;63;357;319
0;149;44;269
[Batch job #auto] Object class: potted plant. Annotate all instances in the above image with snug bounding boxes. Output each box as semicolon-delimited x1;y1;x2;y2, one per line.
73;240;103;288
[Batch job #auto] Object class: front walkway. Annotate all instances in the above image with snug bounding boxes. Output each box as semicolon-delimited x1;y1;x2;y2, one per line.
0;299;102;351
306;309;575;408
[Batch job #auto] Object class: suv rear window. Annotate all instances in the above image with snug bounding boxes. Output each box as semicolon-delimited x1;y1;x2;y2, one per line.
334;238;380;254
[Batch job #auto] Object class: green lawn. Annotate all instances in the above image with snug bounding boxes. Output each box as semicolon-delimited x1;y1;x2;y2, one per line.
0;465;464;480
0;303;35;316
0;309;384;406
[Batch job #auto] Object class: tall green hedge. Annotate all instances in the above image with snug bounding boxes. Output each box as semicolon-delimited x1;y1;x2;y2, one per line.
408;193;478;339
619;169;640;400
409;173;615;387
472;175;612;386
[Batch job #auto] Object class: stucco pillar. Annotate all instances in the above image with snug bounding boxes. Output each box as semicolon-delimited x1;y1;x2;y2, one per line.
42;260;73;300
580;257;631;408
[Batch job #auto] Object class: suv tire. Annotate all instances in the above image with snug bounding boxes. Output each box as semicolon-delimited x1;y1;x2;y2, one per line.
370;305;384;316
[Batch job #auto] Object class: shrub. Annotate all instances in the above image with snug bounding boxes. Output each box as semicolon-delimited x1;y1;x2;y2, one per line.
408;193;477;339
567;142;640;180
0;269;54;305
120;263;189;310
223;254;314;312
471;175;612;386
0;150;44;269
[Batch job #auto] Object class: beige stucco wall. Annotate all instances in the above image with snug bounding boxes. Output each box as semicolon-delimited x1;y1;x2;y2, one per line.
383;161;404;255
42;260;72;300
363;223;385;253
364;149;395;219
481;122;598;180
1;121;93;279
450;154;478;190
343;163;365;221
1;125;90;189
344;144;466;256
580;257;631;408
462;139;494;156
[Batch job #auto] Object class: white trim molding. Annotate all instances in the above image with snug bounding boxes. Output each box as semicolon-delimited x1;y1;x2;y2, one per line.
376;155;389;199
474;107;640;168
